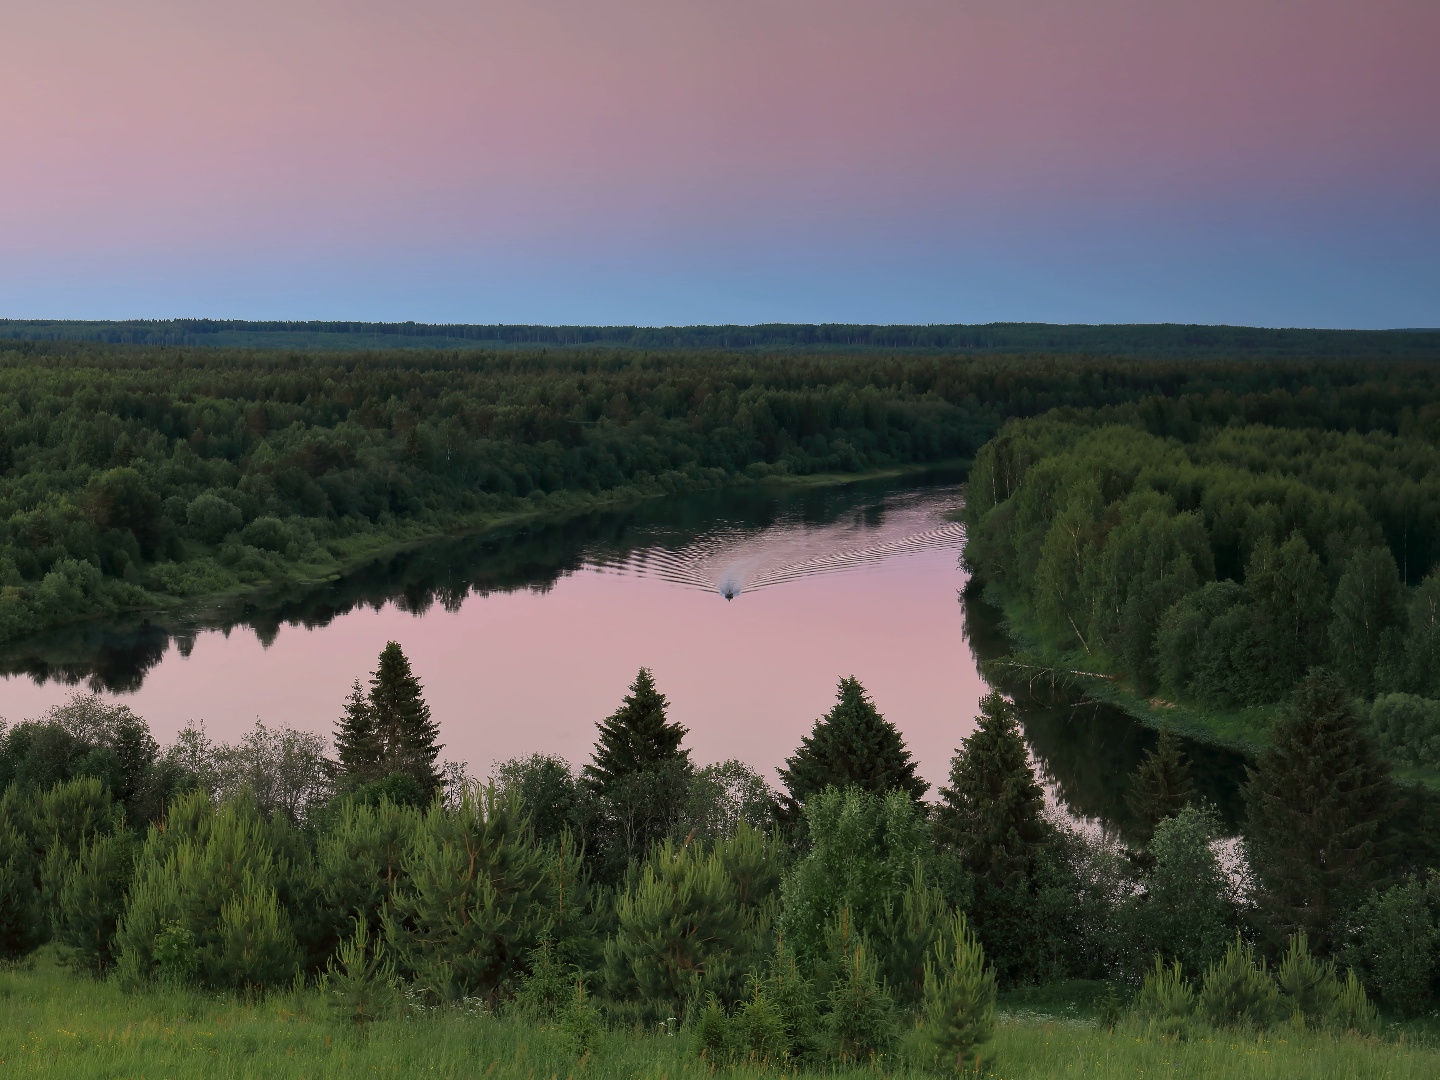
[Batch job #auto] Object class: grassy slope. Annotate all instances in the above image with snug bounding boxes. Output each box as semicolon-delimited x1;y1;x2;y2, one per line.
2;957;1436;1079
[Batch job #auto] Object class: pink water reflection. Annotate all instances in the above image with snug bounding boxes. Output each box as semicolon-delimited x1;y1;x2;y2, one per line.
0;546;983;789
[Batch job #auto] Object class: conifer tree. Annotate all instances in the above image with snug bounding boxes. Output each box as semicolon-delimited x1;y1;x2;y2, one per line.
334;679;380;784
935;692;1049;885
333;643;442;794
1126;727;1196;845
935;691;1060;986
778;677;927;820
1243;671;1397;954
583;668;692;868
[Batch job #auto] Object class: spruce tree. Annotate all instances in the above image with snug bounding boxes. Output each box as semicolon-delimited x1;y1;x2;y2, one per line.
1126;727;1196;845
935;691;1059;986
334;679;380;784
778;677;927;820
1243;671;1397;954
333;643;443;794
583;668;692;869
935;691;1050;885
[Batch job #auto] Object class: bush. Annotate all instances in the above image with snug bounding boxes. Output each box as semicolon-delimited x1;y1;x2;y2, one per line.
240;516;294;554
1368;694;1440;769
1197;935;1284;1031
1346;877;1439;1016
1133;956;1198;1040
185;493;243;543
53;828;135;975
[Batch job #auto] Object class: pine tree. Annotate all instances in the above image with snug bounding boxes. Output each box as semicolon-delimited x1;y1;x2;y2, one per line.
583;668;692;868
1243;671;1397;954
778;677;927;820
1126;727;1196;845
334;643;442;794
935;692;1049;885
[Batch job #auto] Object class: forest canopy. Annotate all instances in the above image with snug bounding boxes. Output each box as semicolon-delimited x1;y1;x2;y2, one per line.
3;336;1440;649
964;394;1440;759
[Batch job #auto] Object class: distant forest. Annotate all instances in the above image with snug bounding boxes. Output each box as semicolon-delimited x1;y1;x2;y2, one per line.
3;318;1439;356
3;333;1440;650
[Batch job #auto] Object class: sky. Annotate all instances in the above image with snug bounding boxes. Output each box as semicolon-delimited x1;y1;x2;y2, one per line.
1;0;1437;327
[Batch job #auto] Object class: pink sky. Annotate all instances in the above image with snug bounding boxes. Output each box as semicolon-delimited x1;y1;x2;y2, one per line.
2;1;1437;324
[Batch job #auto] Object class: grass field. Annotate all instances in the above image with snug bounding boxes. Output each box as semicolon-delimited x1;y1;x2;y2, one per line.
2;954;1437;1079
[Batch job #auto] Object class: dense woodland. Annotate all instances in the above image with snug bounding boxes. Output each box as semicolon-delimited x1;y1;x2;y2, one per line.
963;390;1440;766
5;337;1440;652
2;642;1439;1067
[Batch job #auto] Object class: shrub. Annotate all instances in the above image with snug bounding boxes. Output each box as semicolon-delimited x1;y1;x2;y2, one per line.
1134;956;1196;1041
1368;694;1440;769
114;793;302;991
240;516;293;553
53;828;135;975
185;493;243;543
1197;935;1284;1030
1346;877;1438;1016
325;917;399;1030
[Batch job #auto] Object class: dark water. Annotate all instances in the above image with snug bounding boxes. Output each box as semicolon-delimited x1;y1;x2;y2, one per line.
0;471;1248;837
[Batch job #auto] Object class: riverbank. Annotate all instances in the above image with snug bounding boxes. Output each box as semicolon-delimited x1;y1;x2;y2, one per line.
2;953;1435;1080
970;583;1275;753
2;460;970;655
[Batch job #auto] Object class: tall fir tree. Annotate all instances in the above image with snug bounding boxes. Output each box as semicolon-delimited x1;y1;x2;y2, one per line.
1126;727;1196;846
1243;670;1397;954
334;679;380;784
935;691;1061;986
583;668;692;870
778;677;928;820
935;691;1049;886
333;643;443;794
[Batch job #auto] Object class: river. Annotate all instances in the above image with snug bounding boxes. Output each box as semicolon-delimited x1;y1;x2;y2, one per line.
0;472;1245;835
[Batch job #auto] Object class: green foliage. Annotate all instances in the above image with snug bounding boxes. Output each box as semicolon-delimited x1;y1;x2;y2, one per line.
964;406;1440;712
825;934;898;1063
1275;932;1379;1034
778;677;927;820
114;792;302;991
1121;806;1233;977
1345;876;1439;1016
324;916;400;1030
603;835;765;1016
1243;671;1397;953
383;784;553;1003
1132;957;1201;1041
53;827;135;975
918;910;997;1072
335;642;442;793
314;796;420;953
1368;693;1440;769
584;668;693;874
1197;935;1283;1031
0;790;42;961
936;691;1064;985
1330;546;1406;696
779;787;930;966
512;939;577;1021
1125;728;1195;845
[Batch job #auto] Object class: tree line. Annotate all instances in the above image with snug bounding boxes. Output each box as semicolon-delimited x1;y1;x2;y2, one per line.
6;338;1440;652
2;643;1437;1068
